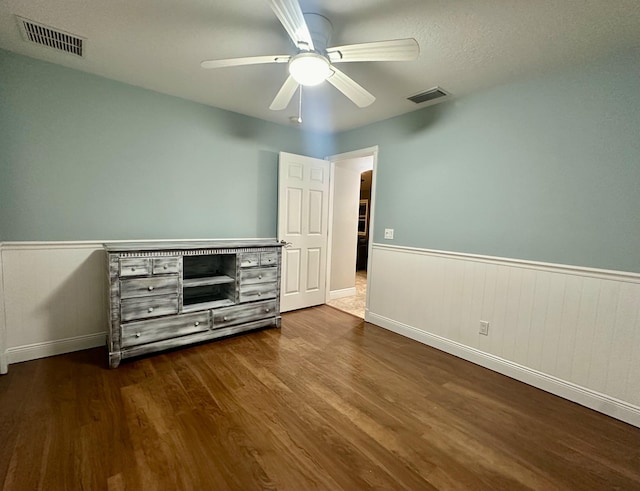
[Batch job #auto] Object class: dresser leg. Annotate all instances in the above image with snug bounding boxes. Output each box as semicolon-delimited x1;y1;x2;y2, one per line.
0;353;8;374
275;316;282;328
109;352;121;368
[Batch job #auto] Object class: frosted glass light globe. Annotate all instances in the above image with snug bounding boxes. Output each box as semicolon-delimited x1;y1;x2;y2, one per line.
289;52;332;86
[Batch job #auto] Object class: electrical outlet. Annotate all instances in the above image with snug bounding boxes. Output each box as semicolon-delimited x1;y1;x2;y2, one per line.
384;228;394;240
479;320;489;336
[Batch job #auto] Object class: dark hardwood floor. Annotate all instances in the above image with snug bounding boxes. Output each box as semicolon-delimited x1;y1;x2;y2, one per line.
1;305;639;490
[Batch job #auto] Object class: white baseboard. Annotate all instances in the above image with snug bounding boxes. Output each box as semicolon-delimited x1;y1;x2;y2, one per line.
367;312;640;428
329;287;357;300
6;332;106;366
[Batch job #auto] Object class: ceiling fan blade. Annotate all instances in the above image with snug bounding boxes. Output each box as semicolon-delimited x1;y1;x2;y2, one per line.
201;55;290;69
268;0;315;51
270;75;300;110
327;38;419;63
326;67;375;108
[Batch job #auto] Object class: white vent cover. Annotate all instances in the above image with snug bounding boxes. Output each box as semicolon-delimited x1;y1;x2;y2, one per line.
16;16;84;57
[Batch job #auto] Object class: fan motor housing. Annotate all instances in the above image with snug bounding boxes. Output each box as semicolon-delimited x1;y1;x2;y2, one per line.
303;13;332;53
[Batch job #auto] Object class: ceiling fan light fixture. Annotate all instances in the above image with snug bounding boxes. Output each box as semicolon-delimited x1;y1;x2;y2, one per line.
288;52;332;86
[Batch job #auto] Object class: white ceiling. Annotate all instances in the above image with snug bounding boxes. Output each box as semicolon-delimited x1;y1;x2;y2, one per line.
1;0;639;132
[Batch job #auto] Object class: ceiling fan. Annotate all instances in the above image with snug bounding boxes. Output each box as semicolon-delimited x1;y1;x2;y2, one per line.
200;0;420;111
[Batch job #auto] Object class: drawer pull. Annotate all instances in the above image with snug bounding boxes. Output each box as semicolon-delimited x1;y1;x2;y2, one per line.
258;275;262;279
194;321;200;327
223;316;229;321
164;265;168;269
148;286;154;291
265;308;270;313
131;267;136;272
135;332;141;338
148;307;154;313
257;292;262;296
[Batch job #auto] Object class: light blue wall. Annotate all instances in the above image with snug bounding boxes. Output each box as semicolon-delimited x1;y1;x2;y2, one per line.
0;49;335;241
338;49;640;273
2;48;639;273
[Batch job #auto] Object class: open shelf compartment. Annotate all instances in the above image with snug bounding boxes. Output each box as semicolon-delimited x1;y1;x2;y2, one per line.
183;254;237;307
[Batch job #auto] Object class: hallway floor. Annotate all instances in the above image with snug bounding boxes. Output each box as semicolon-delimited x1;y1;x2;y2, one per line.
327;270;367;318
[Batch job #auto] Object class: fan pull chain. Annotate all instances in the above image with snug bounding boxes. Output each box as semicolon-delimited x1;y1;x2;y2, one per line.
289;86;303;124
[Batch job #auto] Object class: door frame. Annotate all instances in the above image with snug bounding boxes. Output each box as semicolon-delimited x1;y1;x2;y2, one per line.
325;145;379;320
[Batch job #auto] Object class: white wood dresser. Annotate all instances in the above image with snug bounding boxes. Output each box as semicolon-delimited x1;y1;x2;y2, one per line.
104;240;283;368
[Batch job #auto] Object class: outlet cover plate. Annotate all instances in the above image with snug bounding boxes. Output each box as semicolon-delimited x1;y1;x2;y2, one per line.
479;320;489;335
384;228;394;239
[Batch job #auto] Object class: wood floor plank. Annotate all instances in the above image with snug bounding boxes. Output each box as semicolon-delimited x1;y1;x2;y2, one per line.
1;304;639;490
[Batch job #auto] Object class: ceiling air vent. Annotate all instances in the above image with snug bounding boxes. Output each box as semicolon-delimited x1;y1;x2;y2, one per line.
407;87;449;104
17;16;84;57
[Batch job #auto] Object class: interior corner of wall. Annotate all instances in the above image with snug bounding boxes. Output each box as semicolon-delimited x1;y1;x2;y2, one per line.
0;242;7;374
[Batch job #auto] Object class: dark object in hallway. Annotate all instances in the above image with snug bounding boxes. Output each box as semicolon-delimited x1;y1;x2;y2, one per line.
356;236;368;271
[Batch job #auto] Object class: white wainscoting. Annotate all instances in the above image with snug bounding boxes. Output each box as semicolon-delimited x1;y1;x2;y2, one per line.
365;244;640;427
0;238;277;372
0;242;108;369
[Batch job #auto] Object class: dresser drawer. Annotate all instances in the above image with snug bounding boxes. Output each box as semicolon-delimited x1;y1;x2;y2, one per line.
120;258;151;277
260;251;278;266
120;277;179;299
239;253;260;268
152;257;181;275
239;267;278;285
121;311;210;348
239;282;278;303
121;295;179;322
214;300;276;328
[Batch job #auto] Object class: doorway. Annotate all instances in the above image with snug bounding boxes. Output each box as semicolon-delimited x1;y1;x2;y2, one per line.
326;147;377;318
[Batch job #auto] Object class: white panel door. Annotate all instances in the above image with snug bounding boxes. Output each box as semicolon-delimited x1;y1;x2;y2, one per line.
278;152;330;312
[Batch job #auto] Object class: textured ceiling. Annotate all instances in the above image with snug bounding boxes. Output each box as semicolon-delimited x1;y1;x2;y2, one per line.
1;0;639;132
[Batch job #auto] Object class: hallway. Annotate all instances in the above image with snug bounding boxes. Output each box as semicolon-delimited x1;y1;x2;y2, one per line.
327;271;367;318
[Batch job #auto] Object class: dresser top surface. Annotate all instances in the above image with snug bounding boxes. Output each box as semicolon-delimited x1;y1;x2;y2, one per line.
104;239;283;253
